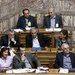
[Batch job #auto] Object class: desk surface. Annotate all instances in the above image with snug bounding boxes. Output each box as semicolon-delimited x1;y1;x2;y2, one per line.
0;69;75;75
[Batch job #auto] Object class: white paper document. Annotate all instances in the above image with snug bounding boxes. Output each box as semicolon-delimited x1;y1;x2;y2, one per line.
35;69;48;73
36;67;49;73
45;28;62;32
14;29;23;32
25;27;31;31
53;28;62;32
59;68;69;73
45;28;53;32
6;68;35;73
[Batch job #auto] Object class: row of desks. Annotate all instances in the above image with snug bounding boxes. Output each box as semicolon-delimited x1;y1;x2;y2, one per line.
0;29;72;47
0;69;75;75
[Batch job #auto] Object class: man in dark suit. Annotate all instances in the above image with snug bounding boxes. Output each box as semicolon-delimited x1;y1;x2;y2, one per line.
16;9;38;29
54;43;75;69
0;31;20;47
43;8;63;28
13;47;41;69
26;28;50;50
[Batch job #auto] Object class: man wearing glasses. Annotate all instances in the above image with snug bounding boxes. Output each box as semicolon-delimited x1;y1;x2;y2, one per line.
54;43;75;69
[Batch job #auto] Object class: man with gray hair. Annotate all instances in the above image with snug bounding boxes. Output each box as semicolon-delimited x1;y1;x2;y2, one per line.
26;28;50;50
54;43;75;69
0;30;20;47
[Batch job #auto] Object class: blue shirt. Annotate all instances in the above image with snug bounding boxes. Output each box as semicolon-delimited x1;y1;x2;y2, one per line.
63;54;72;69
50;18;55;28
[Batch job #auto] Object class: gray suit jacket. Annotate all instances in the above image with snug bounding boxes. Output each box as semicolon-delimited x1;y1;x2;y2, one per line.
13;53;41;69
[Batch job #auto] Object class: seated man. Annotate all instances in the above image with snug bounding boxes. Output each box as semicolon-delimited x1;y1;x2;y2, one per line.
13;47;41;69
26;28;50;50
16;8;38;29
54;43;75;69
0;30;20;48
43;8;63;28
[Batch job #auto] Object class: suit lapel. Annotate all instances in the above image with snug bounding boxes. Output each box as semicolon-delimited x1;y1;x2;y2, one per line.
47;16;51;27
60;53;63;67
55;16;59;27
23;16;26;27
25;54;34;68
37;34;41;47
7;35;9;46
69;53;73;67
16;54;22;63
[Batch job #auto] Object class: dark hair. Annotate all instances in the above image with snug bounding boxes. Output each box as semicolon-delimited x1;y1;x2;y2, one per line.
0;47;10;58
60;29;68;40
22;8;30;14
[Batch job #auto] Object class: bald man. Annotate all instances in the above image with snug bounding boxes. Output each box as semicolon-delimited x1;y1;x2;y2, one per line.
54;43;75;69
26;28;50;50
43;8;63;28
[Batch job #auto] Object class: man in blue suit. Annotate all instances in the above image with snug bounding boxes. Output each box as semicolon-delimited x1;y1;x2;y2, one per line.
43;8;63;28
54;43;75;69
17;9;38;29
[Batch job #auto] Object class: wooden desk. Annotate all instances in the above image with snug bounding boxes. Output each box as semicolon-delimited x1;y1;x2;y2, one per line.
1;69;75;75
1;73;75;75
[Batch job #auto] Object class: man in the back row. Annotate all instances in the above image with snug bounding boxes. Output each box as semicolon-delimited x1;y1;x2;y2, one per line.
17;9;38;29
43;8;63;28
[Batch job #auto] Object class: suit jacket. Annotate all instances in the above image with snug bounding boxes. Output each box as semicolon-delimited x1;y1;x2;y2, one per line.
0;35;20;47
43;15;63;28
54;52;75;68
26;33;50;48
16;15;38;29
13;53;41;69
